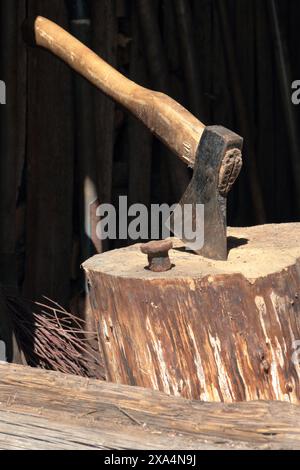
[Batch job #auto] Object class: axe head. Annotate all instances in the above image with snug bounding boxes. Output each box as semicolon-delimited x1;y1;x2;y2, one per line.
168;126;243;260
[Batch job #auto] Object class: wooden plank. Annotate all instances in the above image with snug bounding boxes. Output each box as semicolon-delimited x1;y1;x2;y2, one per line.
0;363;300;450
216;0;265;224
160;0;186;204
211;0;241;225
191;0;213;122
68;6;101;263
173;0;203;119
24;0;74;305
128;8;152;210
0;0;27;286
0;0;16;284
0;291;22;364
136;0;190;204
255;0;276;221
268;0;296;220
233;0;256;225
15;1;28;289
91;0;117;208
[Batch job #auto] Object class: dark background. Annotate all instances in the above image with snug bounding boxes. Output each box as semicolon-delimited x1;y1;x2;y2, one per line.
0;0;300;307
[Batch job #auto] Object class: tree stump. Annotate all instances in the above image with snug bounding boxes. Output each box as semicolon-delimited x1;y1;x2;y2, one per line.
83;224;300;403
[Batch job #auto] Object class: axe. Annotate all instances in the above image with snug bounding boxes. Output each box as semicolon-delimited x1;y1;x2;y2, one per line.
24;16;243;260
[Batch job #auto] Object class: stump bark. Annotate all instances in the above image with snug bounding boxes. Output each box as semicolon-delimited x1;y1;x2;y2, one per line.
83;224;300;403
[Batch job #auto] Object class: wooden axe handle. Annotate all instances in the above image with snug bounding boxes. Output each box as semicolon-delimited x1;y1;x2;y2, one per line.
33;16;205;167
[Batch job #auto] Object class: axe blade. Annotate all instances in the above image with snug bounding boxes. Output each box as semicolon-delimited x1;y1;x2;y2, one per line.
168;126;243;260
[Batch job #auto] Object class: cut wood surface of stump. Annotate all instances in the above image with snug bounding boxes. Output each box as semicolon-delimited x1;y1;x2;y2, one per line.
83;223;300;403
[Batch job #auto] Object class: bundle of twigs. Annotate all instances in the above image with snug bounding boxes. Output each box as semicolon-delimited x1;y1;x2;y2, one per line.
5;293;104;379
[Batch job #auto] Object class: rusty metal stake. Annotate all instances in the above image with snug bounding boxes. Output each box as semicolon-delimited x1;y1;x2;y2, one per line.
140;240;173;272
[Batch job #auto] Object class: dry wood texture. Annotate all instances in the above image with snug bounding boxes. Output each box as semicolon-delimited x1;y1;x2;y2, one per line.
0;363;300;450
84;224;300;403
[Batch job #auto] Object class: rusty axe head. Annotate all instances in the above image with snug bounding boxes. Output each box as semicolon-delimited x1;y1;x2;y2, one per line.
168;126;243;260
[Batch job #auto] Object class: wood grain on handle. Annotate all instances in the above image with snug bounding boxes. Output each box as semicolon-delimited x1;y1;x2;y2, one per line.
34;16;205;167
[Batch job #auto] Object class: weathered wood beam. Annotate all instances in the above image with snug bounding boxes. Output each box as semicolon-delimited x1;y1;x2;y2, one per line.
0;363;300;450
